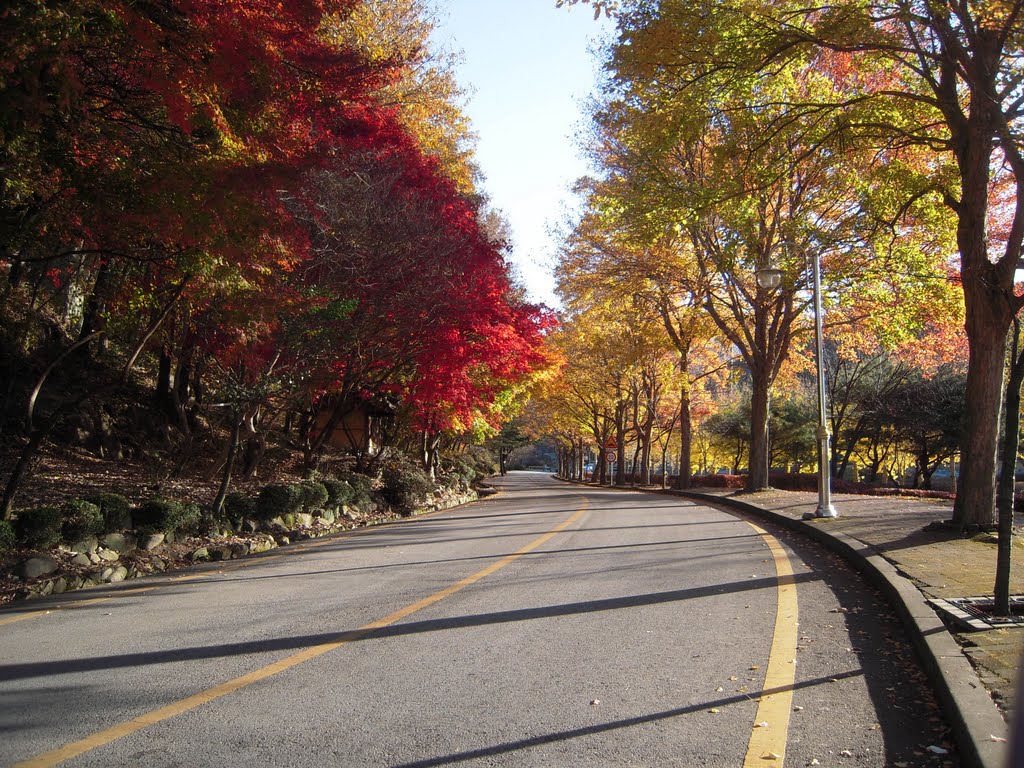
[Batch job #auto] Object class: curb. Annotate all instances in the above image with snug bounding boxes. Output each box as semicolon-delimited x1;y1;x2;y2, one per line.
676;490;1008;768
559;478;1009;768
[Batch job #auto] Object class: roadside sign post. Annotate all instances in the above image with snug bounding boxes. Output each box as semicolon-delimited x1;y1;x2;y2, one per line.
604;437;618;486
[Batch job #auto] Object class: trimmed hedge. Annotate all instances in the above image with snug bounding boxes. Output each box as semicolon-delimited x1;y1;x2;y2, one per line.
690;472;957;500
691;474;746;489
322;478;355;509
0;519;15;552
255;484;302;521
224;492;257;522
134;499;202;534
381;456;433;516
340;473;375;509
297;481;329;512
14;506;63;549
60;499;104;543
86;492;132;531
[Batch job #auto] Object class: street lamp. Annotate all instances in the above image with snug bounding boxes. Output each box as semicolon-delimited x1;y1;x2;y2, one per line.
756;253;837;519
755;267;783;291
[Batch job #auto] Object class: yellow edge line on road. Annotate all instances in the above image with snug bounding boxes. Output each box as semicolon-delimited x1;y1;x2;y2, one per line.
13;500;588;768
742;522;799;767
0;504;464;629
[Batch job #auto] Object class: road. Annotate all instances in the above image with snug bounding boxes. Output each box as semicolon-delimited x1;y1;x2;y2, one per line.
0;472;957;767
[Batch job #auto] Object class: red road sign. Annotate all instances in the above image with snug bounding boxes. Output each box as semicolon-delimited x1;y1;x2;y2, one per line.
604;437;618;450
605;450;617;463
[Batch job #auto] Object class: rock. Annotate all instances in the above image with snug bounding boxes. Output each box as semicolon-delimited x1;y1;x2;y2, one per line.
88;552;101;564
341;506;359;522
71;553;92;567
274;535;290;546
243;519;260;534
228;542;249;558
190;546;209;562
100;533;132;553
320;509;336;524
52;577;68;594
249;538;275;554
97;548;120;562
208;545;232;561
142;533;165;551
109;566;129;583
17;555;59;580
149;556;166;571
295;513;314;527
164;531;175;545
99;567;114;582
29;580;54;597
72;536;99;554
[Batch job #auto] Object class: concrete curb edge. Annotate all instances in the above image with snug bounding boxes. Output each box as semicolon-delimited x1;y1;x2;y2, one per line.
673;490;1007;768
556;478;1008;767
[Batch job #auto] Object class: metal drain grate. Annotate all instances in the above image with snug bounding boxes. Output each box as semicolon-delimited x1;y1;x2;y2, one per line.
930;596;1024;631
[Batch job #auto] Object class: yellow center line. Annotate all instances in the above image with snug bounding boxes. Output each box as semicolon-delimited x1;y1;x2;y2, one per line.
13;500;588;768
743;522;799;767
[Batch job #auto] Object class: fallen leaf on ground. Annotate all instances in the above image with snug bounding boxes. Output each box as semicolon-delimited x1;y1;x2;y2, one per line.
840;750;853;757
927;746;949;755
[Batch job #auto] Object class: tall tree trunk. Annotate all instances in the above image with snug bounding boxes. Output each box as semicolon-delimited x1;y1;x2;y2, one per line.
614;405;627;487
676;377;693;489
747;365;770;491
995;320;1024;614
2;427;50;521
211;416;241;519
955;298;1008;528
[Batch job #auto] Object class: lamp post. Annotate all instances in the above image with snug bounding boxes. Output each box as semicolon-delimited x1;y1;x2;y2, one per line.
756;254;836;519
808;248;837;517
755;267;782;489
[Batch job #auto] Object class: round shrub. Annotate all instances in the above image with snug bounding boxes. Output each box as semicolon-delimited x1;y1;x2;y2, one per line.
440;458;477;490
297;481;329;512
321;478;355;509
223;492;257;523
0;520;16;552
14;506;62;550
339;472;376;509
60;499;104;543
178;503;203;534
86;493;132;531
133;499;201;534
255;484;302;522
381;456;434;516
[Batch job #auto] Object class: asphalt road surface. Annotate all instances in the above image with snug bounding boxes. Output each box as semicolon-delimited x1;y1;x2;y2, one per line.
0;472;957;767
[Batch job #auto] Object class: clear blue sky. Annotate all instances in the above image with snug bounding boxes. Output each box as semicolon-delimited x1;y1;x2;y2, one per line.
433;1;612;307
